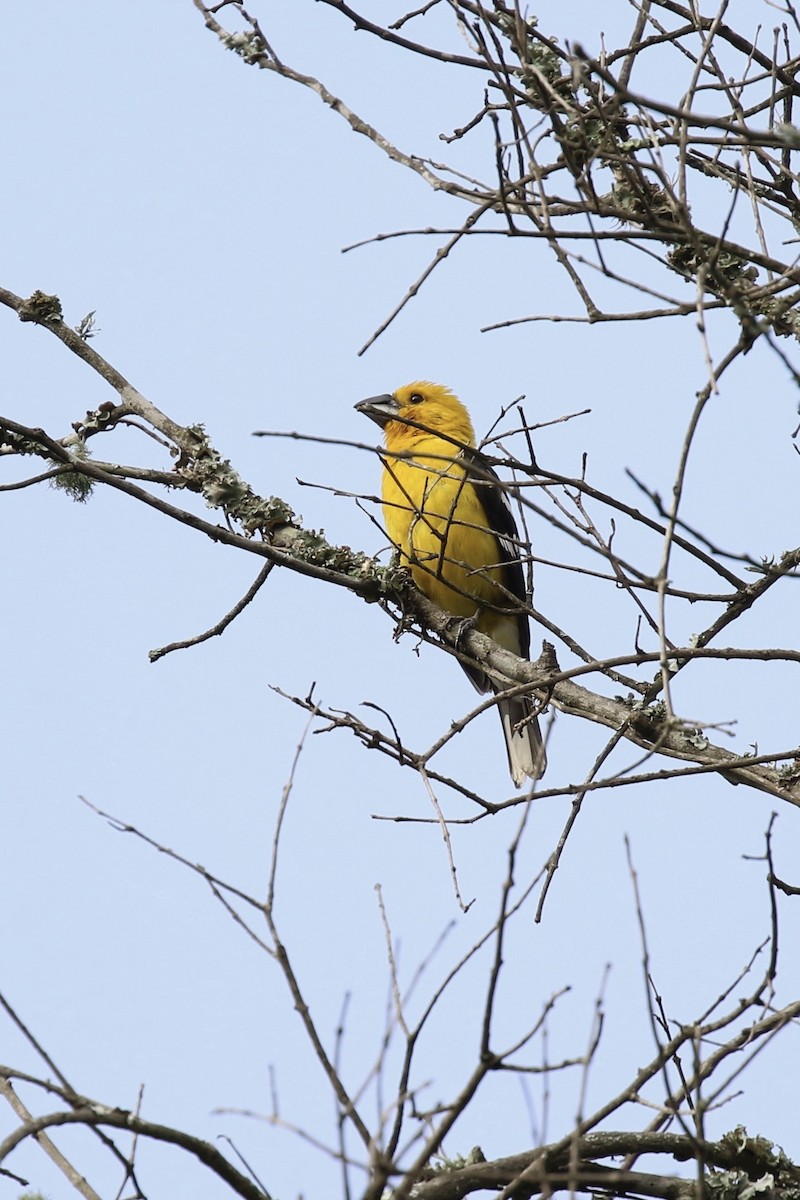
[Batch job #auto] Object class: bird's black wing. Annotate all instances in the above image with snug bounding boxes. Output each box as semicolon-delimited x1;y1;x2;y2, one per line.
460;446;531;660
459;447;546;782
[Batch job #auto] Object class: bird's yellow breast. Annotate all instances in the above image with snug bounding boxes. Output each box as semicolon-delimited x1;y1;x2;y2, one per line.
381;437;512;639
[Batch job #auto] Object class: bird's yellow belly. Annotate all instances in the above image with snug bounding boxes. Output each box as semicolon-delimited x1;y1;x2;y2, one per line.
382;456;512;638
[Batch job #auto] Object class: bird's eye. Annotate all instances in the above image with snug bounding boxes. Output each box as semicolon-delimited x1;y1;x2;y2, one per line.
408;392;424;404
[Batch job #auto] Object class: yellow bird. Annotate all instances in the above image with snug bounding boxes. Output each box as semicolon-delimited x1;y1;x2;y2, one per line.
355;381;546;785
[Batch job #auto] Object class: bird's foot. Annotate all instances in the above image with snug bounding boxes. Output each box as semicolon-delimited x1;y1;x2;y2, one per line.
448;612;479;649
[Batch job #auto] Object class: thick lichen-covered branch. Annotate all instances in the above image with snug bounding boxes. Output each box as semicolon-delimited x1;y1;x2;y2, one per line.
411;1127;800;1200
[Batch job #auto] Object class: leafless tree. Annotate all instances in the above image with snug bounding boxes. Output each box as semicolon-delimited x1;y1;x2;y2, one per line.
2;2;800;1198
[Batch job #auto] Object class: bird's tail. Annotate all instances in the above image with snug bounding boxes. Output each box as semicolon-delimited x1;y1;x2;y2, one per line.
497;694;546;787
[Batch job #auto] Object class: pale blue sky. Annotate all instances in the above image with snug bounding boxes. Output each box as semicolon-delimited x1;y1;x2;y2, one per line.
2;3;799;1198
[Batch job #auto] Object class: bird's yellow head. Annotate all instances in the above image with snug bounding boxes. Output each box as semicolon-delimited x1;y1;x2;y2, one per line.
355;381;476;450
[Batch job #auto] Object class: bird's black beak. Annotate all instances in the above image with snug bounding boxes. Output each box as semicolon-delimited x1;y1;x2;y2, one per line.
355;394;400;428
